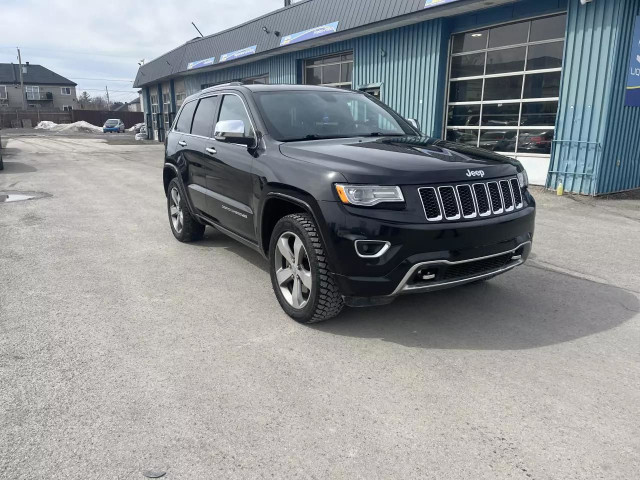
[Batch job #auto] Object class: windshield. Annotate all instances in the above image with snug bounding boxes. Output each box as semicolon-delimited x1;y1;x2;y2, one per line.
253;90;415;142
105;120;119;126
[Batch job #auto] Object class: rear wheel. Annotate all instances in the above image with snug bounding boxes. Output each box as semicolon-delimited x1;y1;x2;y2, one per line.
167;178;205;242
269;213;344;323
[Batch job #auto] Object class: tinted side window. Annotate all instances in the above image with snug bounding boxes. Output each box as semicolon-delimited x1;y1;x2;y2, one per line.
191;96;218;137
217;95;254;137
174;100;197;133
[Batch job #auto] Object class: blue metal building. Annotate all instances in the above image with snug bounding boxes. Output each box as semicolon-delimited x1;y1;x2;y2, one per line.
134;0;640;195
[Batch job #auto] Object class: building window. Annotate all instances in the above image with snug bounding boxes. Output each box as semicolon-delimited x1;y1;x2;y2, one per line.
303;52;353;89
242;74;269;85
61;87;71;95
163;93;171;130
0;85;7;100
445;13;566;156
150;94;159;130
63;105;72;112
176;92;186;106
25;85;40;101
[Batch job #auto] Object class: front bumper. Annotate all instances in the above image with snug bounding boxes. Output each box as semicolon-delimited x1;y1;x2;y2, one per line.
103;127;120;132
317;192;535;299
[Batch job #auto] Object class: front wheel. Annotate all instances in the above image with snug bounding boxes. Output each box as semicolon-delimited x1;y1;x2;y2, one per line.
269;213;344;323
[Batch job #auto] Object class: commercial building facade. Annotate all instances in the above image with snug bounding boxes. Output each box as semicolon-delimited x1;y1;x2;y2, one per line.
134;0;640;195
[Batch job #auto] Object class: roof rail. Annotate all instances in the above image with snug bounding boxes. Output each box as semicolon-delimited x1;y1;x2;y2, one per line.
203;81;243;91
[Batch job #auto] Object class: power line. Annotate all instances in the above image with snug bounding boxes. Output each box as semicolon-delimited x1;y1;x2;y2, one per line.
72;77;134;82
0;45;141;60
76;88;138;93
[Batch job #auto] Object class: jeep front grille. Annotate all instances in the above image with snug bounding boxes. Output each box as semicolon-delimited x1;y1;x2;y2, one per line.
418;177;524;222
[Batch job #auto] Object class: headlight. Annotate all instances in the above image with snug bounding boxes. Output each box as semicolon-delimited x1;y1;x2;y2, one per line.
517;170;529;188
335;184;404;206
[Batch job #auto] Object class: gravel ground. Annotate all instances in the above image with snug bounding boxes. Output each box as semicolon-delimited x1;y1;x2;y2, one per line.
0;135;639;479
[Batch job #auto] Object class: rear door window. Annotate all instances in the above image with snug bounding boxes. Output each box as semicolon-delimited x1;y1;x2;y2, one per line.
174;100;197;133
190;96;218;137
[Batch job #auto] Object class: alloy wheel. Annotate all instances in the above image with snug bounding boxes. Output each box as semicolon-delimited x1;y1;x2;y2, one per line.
169;187;184;234
274;232;313;309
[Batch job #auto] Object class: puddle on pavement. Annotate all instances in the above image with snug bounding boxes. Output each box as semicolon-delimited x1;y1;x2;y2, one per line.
0;191;50;203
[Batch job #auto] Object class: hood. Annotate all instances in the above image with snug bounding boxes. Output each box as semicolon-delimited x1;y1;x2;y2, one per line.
279;136;522;184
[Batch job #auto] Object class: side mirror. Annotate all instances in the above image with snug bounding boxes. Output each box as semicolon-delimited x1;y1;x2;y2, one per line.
406;118;421;132
214;119;254;146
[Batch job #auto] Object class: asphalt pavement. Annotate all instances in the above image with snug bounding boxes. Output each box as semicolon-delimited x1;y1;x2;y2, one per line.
1;133;639;479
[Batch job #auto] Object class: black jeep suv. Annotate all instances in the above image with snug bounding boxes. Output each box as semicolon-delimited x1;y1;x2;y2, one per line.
163;84;535;323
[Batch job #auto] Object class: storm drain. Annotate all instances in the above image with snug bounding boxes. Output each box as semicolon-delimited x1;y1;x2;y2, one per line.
0;191;51;203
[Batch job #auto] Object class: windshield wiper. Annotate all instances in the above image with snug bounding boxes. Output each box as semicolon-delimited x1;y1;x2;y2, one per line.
362;132;406;137
284;134;351;142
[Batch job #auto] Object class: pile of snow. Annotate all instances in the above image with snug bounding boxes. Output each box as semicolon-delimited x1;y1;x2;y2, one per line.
34;121;58;130
35;120;103;134
128;123;144;132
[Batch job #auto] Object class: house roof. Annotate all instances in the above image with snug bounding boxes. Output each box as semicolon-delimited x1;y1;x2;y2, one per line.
113;97;140;111
134;0;516;88
0;63;77;86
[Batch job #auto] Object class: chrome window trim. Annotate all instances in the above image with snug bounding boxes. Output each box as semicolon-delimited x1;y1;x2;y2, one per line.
177;94;218;136
215;92;258;146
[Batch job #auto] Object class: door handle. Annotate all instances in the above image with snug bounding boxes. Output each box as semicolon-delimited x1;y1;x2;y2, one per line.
205;147;217;155
178;140;187;147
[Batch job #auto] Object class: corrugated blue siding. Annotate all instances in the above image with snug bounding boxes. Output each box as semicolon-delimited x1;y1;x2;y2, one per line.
352;20;447;137
549;0;640;195
598;0;640;194
451;0;566;33
185;19;448;137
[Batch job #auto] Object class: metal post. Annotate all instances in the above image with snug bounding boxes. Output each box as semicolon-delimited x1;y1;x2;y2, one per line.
17;48;26;110
105;86;111;110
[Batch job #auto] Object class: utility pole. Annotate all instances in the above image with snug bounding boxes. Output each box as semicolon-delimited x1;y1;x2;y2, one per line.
105;86;110;110
17;47;26;110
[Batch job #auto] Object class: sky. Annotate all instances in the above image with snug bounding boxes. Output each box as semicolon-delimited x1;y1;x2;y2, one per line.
0;0;283;104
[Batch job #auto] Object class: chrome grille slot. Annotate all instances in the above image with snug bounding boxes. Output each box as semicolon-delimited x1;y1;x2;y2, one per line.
473;183;491;216
510;178;523;208
438;186;461;220
418;187;442;221
487;182;504;214
500;180;514;212
418;177;524;222
456;185;477;219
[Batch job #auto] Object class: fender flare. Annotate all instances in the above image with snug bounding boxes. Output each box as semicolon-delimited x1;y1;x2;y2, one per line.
163;162;199;219
262;191;336;266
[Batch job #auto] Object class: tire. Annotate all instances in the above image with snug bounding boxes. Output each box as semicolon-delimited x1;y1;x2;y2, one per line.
167;178;205;242
269;213;344;323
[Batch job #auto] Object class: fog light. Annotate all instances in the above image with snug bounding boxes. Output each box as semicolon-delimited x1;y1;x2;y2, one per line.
355;240;390;258
416;269;436;281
